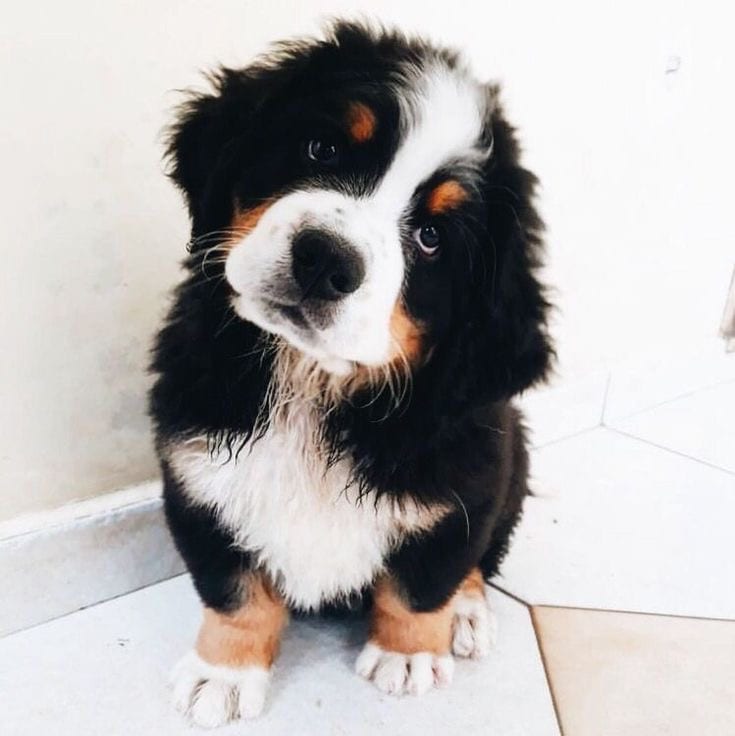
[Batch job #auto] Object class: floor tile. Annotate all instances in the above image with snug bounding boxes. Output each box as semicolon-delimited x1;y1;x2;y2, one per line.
534;606;735;736
610;382;735;474
0;576;559;736
603;340;733;422
500;428;735;618
518;367;609;448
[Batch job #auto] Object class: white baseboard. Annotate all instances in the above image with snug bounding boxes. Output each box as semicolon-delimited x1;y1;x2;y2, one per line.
0;481;185;637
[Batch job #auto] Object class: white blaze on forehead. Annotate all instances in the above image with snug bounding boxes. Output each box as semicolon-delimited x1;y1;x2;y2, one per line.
372;64;488;218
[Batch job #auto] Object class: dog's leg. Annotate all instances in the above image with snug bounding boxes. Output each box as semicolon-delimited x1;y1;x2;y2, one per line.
358;503;499;696
357;566;495;695
171;572;287;727
162;468;287;727
356;576;455;695
451;567;497;659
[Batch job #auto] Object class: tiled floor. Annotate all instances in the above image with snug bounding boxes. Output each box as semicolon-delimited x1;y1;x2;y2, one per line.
533;606;735;736
2;341;733;735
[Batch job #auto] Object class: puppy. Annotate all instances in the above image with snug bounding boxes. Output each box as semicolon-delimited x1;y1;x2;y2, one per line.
149;21;552;728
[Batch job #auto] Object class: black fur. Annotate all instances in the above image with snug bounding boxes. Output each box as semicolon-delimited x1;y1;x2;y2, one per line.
150;21;552;618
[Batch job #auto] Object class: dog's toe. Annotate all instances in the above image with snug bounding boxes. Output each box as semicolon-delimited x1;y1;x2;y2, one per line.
170;651;270;728
356;642;454;696
452;585;497;659
190;679;235;729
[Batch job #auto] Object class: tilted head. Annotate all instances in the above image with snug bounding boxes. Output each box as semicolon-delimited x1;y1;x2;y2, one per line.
167;21;552;409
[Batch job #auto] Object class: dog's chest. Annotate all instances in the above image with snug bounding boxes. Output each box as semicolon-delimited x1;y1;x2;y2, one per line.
169;412;439;609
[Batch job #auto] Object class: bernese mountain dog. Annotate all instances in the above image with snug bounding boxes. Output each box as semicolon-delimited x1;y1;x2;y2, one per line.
149;20;552;727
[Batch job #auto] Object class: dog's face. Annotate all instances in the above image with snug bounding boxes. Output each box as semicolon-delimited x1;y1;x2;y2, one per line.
168;23;551;399
222;67;488;375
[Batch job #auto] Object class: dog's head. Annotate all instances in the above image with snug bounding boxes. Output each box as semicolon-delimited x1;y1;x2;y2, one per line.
167;22;551;406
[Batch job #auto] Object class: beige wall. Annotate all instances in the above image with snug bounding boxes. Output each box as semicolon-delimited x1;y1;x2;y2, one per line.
1;1;732;521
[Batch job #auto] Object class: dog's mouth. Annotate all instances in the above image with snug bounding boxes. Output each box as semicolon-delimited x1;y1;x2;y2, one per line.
268;301;310;331
232;293;358;376
234;293;314;339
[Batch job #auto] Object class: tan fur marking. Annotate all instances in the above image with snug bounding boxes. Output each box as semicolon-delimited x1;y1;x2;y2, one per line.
370;578;453;655
228;200;273;243
369;568;485;655
390;301;424;366
393;501;450;535
426;180;468;215
459;567;485;598
346;101;377;143
196;573;287;668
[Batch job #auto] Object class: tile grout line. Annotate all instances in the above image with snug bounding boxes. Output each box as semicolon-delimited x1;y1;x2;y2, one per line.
531;424;602;452
606;426;735;476
533;602;735;624
599;371;612;425
608;376;735;424
488;581;532;607
529;606;566;736
489;582;565;735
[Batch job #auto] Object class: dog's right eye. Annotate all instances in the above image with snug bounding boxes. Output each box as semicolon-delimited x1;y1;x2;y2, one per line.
413;223;441;257
305;139;340;165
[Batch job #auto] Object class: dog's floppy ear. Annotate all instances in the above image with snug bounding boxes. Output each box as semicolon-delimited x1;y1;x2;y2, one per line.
432;95;553;410
165;69;261;230
475;99;553;397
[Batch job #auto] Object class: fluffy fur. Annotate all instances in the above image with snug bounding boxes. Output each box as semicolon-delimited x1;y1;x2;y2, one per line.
149;20;552;725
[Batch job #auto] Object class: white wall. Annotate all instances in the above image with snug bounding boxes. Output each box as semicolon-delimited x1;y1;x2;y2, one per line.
1;1;732;520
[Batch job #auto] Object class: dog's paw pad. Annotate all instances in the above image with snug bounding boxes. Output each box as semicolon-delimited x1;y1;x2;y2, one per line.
356;642;454;696
452;587;497;659
170;651;269;728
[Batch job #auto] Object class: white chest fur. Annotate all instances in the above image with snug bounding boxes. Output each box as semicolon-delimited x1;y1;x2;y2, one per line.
167;405;444;609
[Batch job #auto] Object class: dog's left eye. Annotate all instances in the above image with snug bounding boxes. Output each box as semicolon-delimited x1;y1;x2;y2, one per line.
305;138;339;165
413;223;441;257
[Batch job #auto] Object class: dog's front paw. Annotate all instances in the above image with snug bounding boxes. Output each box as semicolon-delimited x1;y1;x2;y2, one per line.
356;642;454;696
451;586;497;659
170;651;270;728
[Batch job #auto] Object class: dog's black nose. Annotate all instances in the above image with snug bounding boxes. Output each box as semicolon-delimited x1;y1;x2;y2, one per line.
291;230;365;302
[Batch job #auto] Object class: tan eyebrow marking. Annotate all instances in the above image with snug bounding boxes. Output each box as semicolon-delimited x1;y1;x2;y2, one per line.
426;180;469;215
346;101;377;144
